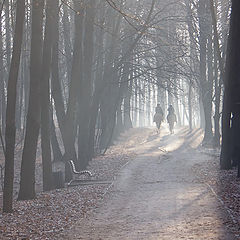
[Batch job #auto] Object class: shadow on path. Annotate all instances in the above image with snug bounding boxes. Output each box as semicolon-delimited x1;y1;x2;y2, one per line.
63;127;236;240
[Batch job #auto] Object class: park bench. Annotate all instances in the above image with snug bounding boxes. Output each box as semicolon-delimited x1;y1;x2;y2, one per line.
67;160;93;185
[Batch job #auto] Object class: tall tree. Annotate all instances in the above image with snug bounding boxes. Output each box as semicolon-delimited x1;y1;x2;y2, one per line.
197;0;213;144
61;0;84;168
40;0;58;191
78;0;96;169
220;0;240;170
18;0;44;200
3;0;25;212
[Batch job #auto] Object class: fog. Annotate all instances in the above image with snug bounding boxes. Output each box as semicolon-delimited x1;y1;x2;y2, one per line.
1;0;240;238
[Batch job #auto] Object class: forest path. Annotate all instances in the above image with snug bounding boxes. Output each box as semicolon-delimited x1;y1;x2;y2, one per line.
65;126;235;240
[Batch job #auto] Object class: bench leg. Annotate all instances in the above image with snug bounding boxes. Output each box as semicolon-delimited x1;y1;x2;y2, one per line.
67;179;74;186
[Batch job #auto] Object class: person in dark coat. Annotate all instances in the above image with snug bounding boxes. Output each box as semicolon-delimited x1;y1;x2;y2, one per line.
167;104;177;134
153;104;164;132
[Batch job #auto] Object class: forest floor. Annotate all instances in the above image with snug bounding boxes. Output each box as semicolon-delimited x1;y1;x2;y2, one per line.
0;126;240;239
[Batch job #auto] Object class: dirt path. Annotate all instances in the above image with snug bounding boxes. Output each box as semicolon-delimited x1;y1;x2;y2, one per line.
64;126;236;240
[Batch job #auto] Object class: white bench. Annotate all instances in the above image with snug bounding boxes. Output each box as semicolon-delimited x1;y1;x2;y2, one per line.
67;160;93;185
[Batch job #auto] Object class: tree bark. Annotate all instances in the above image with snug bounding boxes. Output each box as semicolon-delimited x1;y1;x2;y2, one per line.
77;0;96;169
220;0;240;170
61;0;84;167
41;0;57;191
124;77;133;130
0;16;6;137
213;44;221;147
50;109;62;162
51;0;65;134
3;0;25;212
18;0;44;200
198;0;213;144
188;82;193;130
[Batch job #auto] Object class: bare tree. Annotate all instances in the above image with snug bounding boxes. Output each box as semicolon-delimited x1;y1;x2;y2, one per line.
3;0;25;212
18;0;44;200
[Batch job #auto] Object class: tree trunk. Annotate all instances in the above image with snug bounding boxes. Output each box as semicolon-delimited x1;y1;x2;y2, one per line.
87;10;105;159
202;33;214;144
124;79;133;130
0;16;6;137
220;0;240;169
198;0;213;144
115;101;124;136
188;83;193;130
18;0;44;200
50;109;62;162
51;0;65;134
5;0;11;85
77;0;96;169
41;0;58;191
213;45;221;147
3;0;25;212
61;0;84;166
134;79;138;126
62;4;72;83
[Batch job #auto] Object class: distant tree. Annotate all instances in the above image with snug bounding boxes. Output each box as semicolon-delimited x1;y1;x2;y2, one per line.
197;0;214;144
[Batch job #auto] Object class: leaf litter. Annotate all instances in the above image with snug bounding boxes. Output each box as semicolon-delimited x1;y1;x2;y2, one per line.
0;128;149;240
193;148;240;238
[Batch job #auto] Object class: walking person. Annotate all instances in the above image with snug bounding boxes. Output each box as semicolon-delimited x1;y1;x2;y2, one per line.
153;104;164;133
167;104;177;134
